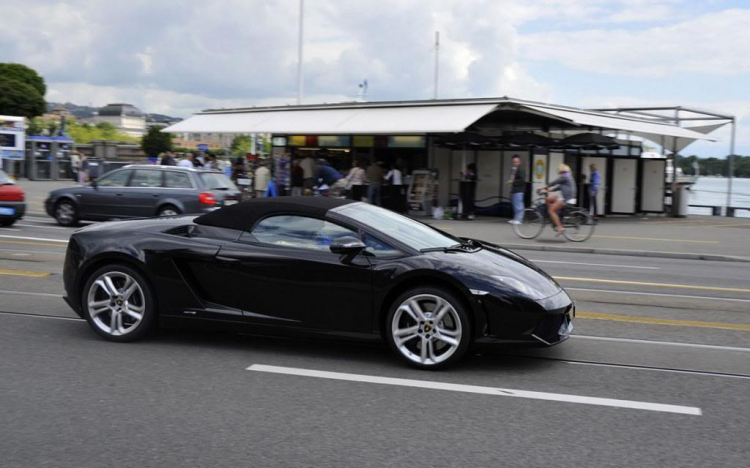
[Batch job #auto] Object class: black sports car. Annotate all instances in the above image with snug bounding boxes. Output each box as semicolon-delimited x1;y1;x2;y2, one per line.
63;197;574;369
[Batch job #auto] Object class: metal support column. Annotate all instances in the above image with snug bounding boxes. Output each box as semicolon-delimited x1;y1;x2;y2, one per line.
726;118;736;211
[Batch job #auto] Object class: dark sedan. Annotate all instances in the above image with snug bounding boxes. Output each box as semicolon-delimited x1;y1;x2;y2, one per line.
45;164;241;226
0;170;26;227
62;197;574;369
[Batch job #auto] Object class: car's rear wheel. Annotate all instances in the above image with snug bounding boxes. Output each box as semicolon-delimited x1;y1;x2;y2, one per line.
55;200;78;226
385;287;471;369
82;264;155;342
158;204;180;217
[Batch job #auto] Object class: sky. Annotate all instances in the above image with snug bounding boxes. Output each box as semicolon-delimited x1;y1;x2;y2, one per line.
1;0;748;156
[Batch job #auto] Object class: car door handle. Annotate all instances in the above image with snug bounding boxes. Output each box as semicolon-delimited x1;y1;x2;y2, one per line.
216;255;241;263
116;193;123;196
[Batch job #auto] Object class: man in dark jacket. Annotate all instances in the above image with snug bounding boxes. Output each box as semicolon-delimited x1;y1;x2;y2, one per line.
508;155;526;224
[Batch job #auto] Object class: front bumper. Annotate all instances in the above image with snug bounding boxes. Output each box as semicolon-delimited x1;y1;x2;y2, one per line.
0;201;26;220
477;289;575;346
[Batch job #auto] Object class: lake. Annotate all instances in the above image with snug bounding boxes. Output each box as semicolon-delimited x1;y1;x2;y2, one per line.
689;177;750;217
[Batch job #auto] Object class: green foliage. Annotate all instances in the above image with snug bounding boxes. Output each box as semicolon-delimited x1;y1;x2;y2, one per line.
231;134;251;157
0;77;46;119
27;116;138;143
678;155;750;178
141;126;173;157
0;63;46;96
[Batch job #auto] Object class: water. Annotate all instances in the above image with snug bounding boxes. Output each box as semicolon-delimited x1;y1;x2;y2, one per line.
689;177;750;217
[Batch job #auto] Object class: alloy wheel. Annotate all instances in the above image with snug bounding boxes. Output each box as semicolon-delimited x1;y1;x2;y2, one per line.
56;203;75;224
391;294;462;366
159;208;179;217
87;271;145;336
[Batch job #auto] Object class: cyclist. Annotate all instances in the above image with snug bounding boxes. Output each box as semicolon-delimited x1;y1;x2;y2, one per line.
540;164;577;235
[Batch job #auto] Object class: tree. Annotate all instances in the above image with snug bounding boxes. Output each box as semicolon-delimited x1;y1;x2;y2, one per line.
0;77;46;119
0;63;46;96
231;135;251;158
141;126;173;157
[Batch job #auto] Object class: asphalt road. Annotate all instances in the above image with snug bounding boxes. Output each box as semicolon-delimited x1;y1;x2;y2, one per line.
1;215;749;467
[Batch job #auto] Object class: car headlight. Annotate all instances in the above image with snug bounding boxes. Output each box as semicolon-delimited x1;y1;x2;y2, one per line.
490;275;547;300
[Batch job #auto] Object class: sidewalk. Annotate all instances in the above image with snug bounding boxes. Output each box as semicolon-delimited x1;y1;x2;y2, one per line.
424;215;750;263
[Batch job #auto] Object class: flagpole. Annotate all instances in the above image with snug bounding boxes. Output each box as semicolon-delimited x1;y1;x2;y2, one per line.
296;0;304;105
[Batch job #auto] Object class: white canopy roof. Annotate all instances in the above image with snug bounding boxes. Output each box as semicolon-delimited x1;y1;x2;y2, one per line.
163;103;499;135
163;98;719;146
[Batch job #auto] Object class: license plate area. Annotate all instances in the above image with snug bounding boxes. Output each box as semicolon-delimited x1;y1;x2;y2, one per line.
0;207;16;216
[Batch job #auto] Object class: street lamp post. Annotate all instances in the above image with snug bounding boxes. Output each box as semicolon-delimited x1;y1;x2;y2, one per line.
296;0;304;105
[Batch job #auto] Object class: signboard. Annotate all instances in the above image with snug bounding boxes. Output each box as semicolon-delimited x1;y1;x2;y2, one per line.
197;144;209;152
407;170;436;216
0;116;25;160
532;155;547;196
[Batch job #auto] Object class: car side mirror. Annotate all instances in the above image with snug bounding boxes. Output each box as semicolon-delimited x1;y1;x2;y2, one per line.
330;236;366;264
90;179;98;189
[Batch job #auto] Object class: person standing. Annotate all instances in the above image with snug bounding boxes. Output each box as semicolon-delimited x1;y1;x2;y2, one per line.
366;160;384;206
160;151;176;166
299;152;316;191
291;159;304;197
178;153;195;168
69;151;81;181
254;161;271;198
78;154;89;185
460;163;478;219
508;155;526;224
345;160;366;201
589;163;601;222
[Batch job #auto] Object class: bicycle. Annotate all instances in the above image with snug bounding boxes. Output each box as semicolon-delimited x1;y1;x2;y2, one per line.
512;190;595;242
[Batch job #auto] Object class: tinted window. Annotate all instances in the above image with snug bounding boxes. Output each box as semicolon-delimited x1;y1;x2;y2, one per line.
200;172;237;191
164;171;193;188
129;169;163;188
363;233;402;258
252;215;355;251
333;203;458;251
97;169;133;187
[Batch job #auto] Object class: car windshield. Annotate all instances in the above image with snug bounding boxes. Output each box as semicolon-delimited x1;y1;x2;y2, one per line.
333;203;459;251
0;170;13;185
200;172;237;191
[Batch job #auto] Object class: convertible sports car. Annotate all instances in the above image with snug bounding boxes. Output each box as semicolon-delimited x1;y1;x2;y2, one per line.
63;197;574;369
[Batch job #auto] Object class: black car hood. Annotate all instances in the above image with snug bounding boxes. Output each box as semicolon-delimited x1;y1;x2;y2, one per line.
424;246;562;299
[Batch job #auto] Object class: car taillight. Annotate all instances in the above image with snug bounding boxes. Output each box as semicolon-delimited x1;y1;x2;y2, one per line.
198;191;216;206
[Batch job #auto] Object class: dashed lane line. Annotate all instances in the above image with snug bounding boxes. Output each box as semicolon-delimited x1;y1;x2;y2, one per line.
577;311;750;332
531;259;659;270
246;364;702;415
567;287;750;303
0;239;67;247
556;277;750;294
0;234;68;243
592;235;719;244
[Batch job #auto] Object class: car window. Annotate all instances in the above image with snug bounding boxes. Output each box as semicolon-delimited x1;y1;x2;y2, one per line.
164;171;193;188
97;169;133;187
363;233;402;258
129;169;163;188
252;215;355;251
200;172;238;191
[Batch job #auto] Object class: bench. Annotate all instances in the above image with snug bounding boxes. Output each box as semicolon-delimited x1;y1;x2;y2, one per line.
689;204;722;216
726;206;750;217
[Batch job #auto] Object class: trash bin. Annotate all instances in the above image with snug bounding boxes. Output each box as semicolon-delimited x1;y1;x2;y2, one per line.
673;184;690;217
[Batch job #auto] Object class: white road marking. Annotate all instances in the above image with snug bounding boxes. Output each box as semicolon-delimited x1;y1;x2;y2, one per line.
530;259;660;270
0;234;68;243
0;290;63;298
0;248;65;255
565;361;750;380
568;287;750;304
573;335;750;353
15;223;70;230
247;364;702;416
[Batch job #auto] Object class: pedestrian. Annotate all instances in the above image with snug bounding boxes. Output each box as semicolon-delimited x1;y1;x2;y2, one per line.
291;159;304;197
315;158;343;196
460;163;478;219
508;155;525;224
203;154;213;171
254;161;271;198
299;152;316;190
385;162;405;212
178;153;195;168
589;163;601;222
366;160;384;206
160;151;176;166
69;151;81;181
345;160;366;201
78;154;90;185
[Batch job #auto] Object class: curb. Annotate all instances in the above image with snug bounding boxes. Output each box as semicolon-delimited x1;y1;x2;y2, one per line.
500;243;750;263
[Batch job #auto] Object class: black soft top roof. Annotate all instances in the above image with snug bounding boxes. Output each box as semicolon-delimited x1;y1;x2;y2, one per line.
195;197;357;231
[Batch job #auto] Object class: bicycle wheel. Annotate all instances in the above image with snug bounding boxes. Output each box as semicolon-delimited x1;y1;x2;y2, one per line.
512;209;544;239
562;210;595;242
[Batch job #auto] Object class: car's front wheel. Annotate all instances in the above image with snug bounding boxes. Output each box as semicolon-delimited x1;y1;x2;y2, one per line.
157;204;180;217
385;287;471;369
55;200;78;226
0;219;16;227
82;264;155;342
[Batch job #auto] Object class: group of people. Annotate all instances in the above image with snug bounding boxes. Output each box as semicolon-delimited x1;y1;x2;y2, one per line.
158;151;219;170
507;156;600;234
